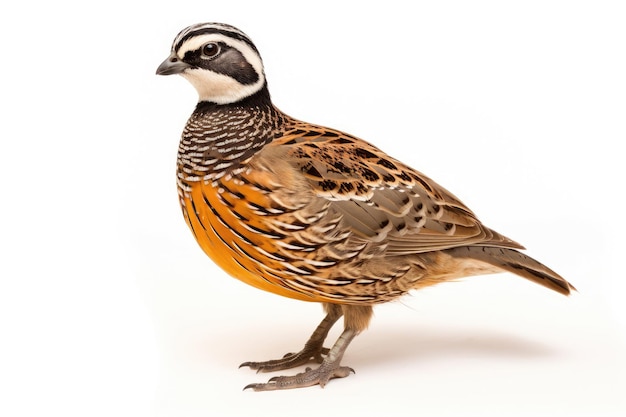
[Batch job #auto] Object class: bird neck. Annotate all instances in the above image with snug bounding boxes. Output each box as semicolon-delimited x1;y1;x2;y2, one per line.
178;84;291;184
194;83;274;112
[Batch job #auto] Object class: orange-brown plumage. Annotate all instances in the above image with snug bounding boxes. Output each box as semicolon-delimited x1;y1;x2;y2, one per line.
158;22;575;390
180;120;570;304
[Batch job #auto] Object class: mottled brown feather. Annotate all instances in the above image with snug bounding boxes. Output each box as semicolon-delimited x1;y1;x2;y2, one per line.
179;114;569;305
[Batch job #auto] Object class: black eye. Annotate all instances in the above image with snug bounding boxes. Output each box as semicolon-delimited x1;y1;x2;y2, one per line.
202;42;220;58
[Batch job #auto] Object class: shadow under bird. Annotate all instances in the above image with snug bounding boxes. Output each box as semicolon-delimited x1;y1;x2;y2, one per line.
156;22;575;391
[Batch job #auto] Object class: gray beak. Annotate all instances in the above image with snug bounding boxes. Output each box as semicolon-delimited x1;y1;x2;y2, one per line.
156;52;191;75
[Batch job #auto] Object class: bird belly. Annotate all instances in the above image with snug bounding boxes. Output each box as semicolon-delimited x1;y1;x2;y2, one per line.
180;182;324;303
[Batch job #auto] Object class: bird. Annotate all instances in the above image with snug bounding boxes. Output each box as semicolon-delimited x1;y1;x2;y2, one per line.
156;22;575;391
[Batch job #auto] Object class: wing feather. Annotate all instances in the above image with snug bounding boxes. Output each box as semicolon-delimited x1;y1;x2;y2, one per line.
270;124;523;254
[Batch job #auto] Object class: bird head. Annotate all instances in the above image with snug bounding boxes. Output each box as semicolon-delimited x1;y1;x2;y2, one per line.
157;23;266;105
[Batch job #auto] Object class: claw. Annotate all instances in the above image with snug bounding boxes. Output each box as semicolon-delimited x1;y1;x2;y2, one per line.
243;383;270;391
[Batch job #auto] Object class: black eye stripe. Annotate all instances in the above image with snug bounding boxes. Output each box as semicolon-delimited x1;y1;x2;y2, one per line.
183;49;201;62
182;43;259;86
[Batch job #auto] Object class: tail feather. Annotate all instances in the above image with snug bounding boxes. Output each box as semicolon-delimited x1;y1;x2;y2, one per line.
446;246;575;296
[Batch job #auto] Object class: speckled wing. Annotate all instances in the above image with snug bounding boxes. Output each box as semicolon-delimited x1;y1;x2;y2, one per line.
272;124;523;254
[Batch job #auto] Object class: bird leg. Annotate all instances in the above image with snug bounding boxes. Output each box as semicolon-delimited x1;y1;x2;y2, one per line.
244;328;357;391
240;304;343;373
243;304;372;390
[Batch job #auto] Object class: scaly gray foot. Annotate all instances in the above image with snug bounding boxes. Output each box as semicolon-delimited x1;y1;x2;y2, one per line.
244;362;354;391
244;327;358;391
240;310;342;373
240;346;330;373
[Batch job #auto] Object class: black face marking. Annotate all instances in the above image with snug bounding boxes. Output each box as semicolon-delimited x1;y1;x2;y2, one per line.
183;42;259;85
211;47;259;84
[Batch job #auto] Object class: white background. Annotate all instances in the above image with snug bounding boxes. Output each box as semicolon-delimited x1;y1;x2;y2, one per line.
1;1;625;416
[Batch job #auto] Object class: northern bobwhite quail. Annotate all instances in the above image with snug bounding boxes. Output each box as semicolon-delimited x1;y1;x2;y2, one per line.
156;22;574;391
